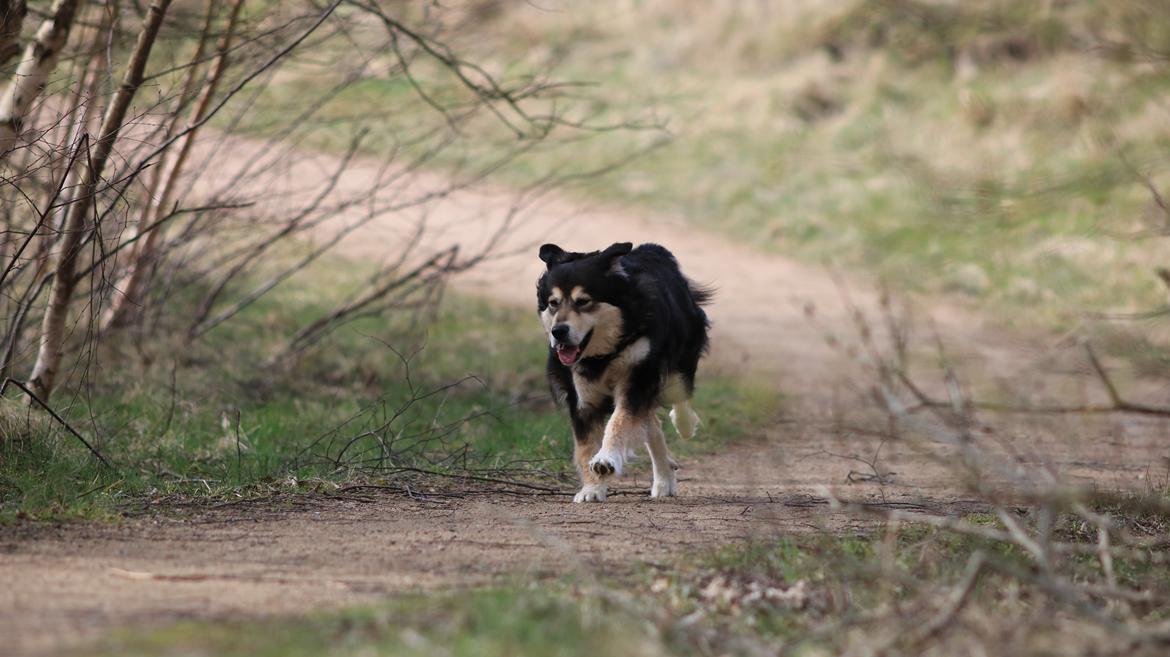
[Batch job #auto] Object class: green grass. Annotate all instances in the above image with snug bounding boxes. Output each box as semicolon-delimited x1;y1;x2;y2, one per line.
82;585;670;657
0;255;780;521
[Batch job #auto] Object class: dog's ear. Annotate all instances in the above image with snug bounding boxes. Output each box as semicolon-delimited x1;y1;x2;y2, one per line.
539;243;566;268
601;242;633;278
602;242;633;257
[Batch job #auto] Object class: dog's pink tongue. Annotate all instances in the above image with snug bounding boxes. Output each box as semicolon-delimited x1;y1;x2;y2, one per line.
557;346;580;364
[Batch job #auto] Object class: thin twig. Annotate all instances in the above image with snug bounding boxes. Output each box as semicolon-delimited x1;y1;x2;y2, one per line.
1;377;114;469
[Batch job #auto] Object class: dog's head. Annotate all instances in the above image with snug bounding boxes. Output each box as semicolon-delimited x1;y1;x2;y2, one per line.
536;242;632;366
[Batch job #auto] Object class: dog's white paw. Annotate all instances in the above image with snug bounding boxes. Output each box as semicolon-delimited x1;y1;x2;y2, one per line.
589;449;625;477
650;473;678;498
573;483;608;503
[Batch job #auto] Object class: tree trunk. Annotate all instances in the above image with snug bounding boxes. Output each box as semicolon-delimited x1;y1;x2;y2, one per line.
0;0;26;68
27;0;172;401
102;0;244;331
0;0;80;161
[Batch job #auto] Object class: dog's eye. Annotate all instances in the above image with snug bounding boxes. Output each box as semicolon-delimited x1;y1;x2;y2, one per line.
574;298;592;308
548;298;560;309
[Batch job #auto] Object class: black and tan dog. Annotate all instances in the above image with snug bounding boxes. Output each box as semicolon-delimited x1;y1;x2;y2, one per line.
536;242;711;502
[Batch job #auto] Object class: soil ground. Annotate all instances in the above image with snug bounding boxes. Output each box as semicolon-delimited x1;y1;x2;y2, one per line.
4;142;1168;656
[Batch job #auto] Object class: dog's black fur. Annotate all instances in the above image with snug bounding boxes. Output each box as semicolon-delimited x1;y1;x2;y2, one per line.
536;242;711;441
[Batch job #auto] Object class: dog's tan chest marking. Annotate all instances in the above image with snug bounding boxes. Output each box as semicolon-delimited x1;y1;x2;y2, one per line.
571;337;650;411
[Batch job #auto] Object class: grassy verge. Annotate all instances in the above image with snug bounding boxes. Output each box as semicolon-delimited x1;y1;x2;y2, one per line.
75;499;1170;657
84;585;665;657
642;516;1170;655
0;255;779;522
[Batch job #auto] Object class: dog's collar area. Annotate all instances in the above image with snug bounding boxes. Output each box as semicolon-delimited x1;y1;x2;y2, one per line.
577;329;594;356
572;332;641;376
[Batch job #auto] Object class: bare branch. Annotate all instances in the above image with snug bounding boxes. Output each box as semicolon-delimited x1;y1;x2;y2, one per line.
1;376;113;469
27;0;173;400
101;0;246;330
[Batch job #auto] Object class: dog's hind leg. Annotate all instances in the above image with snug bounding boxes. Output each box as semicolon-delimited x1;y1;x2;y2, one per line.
669;401;701;440
663;373;700;440
645;416;678;498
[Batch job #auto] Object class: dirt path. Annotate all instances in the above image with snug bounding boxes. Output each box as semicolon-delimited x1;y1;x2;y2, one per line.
172;134;1038;398
5;141;1168;656
0;436;989;657
7;403;1160;656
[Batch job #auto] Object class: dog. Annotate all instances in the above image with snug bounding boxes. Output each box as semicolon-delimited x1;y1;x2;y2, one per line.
536;242;711;502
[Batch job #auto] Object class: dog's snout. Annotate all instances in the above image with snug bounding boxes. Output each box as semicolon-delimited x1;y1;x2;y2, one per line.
551;324;570;341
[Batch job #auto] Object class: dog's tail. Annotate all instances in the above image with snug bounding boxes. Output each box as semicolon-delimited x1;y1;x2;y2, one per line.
687;279;715;307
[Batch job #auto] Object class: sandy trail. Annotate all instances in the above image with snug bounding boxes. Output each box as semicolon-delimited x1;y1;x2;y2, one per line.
0;434;995;657
4;140;1168;656
160;134;1040;398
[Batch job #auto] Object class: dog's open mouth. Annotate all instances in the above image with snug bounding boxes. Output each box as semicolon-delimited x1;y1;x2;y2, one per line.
556;344;581;365
554;329;592;366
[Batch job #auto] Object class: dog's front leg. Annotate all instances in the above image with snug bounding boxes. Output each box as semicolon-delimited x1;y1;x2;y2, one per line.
588;403;649;479
572;420;607;503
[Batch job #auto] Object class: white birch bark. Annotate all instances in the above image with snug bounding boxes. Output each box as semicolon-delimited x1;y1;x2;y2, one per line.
0;0;81;161
28;0;172;401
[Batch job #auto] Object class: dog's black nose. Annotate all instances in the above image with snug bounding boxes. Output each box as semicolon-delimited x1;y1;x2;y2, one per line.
551;324;570;341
